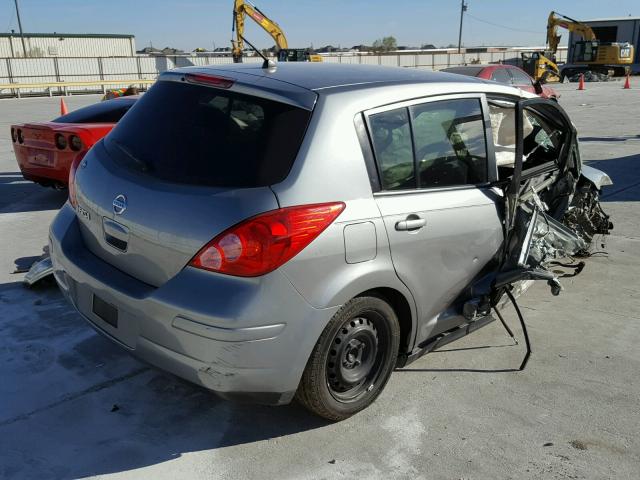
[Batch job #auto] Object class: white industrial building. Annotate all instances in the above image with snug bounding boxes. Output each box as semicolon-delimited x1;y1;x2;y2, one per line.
0;33;136;58
567;16;640;69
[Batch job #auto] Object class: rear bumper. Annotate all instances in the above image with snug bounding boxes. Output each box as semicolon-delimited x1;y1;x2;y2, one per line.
50;203;338;405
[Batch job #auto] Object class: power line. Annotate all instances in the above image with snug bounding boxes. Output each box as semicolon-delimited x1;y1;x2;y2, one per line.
466;12;544;35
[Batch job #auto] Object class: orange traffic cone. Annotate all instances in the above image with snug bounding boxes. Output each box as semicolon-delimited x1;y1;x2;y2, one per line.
60;98;69;115
623;73;631;89
577;73;585;90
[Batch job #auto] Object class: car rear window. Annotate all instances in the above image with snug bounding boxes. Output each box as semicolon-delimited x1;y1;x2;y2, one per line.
54;98;137;123
490;68;512;84
104;80;312;188
509;67;533;85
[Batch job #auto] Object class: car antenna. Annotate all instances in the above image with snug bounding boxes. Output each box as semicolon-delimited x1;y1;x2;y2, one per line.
239;34;276;71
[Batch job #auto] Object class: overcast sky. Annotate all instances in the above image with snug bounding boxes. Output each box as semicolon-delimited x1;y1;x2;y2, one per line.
2;0;639;51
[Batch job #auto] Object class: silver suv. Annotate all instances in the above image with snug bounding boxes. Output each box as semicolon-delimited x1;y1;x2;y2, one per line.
50;63;611;420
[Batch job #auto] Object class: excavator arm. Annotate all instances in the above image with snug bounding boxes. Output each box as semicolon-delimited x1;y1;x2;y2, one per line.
547;11;596;56
232;0;288;62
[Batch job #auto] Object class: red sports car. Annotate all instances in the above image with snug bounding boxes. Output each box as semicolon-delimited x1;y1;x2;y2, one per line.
442;64;559;100
11;96;138;188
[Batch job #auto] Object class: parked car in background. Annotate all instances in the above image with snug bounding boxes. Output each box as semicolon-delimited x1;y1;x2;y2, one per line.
11;96;138;188
50;63;609;421
442;64;559;100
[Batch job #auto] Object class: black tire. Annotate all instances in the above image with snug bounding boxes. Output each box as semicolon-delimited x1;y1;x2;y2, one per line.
296;295;400;421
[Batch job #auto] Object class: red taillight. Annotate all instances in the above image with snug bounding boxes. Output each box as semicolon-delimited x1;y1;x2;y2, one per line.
190;202;346;277
184;73;235;89
68;153;86;208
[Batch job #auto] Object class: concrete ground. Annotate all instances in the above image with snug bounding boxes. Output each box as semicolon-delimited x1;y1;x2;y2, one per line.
1;79;639;480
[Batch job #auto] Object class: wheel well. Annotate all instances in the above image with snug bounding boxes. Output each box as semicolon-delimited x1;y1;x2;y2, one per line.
358;288;414;355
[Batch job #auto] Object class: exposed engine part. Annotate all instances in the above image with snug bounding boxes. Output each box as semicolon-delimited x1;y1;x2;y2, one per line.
563;183;613;250
549;260;585;278
525;206;587;265
476;198;587;370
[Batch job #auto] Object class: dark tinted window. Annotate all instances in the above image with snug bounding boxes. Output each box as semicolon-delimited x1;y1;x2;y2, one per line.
278;49;309;62
104;81;311;188
369;108;415;190
368;99;488;191
575;42;596;62
411;99;487;187
441;66;484;77
53;97;137;124
509;68;533;85
490;68;512;84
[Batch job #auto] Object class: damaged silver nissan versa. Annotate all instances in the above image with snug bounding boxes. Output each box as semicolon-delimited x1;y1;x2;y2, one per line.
49;63;612;420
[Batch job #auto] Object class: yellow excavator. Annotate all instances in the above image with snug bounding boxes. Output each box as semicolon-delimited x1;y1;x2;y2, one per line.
522;11;634;81
231;0;322;63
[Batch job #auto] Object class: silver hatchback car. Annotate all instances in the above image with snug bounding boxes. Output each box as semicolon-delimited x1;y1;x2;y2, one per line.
50;63;611;420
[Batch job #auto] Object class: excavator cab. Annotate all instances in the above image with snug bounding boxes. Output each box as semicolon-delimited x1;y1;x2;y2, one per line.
520;52;538;77
277;49;322;62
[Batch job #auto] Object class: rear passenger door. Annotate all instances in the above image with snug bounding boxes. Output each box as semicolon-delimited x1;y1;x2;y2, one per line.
365;95;503;339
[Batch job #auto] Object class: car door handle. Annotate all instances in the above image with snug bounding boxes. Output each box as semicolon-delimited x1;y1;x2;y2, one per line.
395;217;426;231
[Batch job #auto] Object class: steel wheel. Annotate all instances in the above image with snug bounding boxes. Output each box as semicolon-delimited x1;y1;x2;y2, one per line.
296;296;400;420
326;314;384;401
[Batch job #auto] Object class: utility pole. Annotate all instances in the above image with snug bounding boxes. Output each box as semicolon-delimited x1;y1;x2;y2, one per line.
13;0;27;57
457;0;467;54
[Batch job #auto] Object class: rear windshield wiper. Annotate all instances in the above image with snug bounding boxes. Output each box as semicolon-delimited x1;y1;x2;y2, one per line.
109;139;151;173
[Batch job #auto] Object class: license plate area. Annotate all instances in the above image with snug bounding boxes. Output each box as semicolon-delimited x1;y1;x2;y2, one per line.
27;148;54;166
92;294;118;328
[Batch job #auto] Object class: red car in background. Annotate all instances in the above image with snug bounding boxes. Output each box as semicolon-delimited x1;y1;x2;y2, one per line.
442;64;559;101
10;96;138;188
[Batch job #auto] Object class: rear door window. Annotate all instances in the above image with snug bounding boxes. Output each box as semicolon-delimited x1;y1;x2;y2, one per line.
368;108;415;190
368;98;488;191
411;99;488;188
104;80;312;188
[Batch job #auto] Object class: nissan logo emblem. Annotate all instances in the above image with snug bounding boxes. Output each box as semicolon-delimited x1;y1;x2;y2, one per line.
112;194;127;215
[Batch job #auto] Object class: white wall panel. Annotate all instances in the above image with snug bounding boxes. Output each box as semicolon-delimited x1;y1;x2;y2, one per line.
399;55;416;67
0;47;571;97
